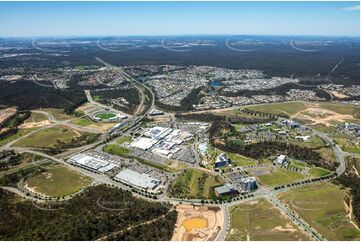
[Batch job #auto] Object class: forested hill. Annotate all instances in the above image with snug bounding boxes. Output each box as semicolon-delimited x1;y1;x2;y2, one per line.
0;185;177;240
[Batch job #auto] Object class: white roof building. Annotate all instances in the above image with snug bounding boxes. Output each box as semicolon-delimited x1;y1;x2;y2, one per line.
276;154;287;165
114;169;161;191
130;137;158;150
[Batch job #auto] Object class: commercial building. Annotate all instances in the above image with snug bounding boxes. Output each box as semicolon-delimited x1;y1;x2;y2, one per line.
67;153;116;173
215;153;229;168
214;183;239;197
240;177;257;191
114;168;161;191
130;137;158;150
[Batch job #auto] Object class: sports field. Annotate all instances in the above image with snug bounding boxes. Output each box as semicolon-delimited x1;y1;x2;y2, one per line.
278;182;360;241
95;112;117;120
226;199;310;241
308;167;331;177
253;167;305;187
25;164;93;197
168;168;224;199
13;126;83;148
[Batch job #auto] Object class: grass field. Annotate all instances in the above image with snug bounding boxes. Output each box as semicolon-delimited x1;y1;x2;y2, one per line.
247;102;308;116
116;136;131;145
169;168;224;199
278;182;360;241
95;112;117;120
308;167;331;177
70;118;114;131
254;167;305;187
0;127;38;146
25;164;93;197
226;199;310;241
103;144;130;156
13;126;83;148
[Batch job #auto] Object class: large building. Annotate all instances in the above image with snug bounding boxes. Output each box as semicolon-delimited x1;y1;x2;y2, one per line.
67;153;116;173
275;154;287;165
214;183;239;197
215;153;229;168
114;168;161;191
240;177;257;191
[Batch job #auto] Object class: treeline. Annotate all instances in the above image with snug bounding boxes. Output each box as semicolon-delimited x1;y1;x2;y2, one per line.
0;185;176;240
0;150;21;171
92;88;140;114
175;112;274;124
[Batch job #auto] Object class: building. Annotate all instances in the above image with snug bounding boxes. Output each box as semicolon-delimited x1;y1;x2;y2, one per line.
295;135;310;142
215;153;229;168
130;137;158;150
275;154;287;165
240;177;257;191
214;183;239;197
114;168;161;191
67;153;116;173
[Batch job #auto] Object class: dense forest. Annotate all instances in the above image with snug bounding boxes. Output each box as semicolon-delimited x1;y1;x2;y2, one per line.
0;81;86;114
0;185;176;240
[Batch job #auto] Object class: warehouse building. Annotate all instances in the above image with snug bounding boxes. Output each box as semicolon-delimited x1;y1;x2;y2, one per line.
67;153;116;173
114;168;161;192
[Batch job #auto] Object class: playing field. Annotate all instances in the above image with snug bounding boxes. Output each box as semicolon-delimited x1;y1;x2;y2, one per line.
278;182;360;241
226;199;310;241
25;164;93;197
95;112;117;120
168;168;224;199
13;126;83;148
308;167;331;177
253;167;305;187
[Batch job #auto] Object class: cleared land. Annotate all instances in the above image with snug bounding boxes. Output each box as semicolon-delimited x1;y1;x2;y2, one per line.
41;108;74;121
278;182;360;241
247;102;359;126
226;198;310;241
169;168;223;199
25;164;93;197
252;167;305;187
172;205;223;241
13;125;84;148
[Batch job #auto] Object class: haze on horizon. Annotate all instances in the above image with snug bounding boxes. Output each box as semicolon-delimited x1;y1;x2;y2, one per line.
0;1;360;37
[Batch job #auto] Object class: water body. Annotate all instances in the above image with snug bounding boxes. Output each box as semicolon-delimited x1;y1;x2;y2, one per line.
209;80;224;87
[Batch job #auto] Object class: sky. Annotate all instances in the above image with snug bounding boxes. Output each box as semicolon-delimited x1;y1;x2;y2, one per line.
0;1;359;37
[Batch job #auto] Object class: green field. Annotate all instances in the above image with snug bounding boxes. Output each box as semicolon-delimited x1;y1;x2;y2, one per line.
308;167;331;177
168;168;223;199
226;199;310;241
25;164;93;197
116;135;131;145
70;118;114;131
254;167;305;187
278;183;360;241
95;112;117;120
103;144;130;156
13;126;83;148
0;128;38;146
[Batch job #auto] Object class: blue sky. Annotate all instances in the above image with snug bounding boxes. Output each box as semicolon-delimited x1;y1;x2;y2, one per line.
0;1;359;37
